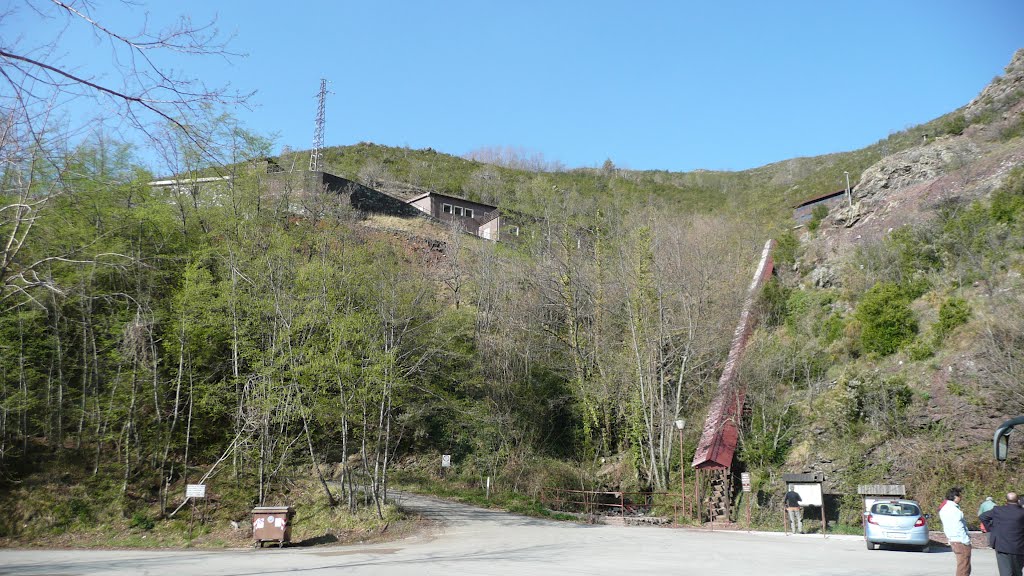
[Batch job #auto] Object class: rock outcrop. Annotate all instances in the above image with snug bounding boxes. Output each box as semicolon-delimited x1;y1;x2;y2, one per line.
853;137;982;204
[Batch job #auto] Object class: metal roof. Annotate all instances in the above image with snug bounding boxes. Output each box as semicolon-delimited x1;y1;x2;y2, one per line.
692;239;776;470
792;187;851;209
783;472;826;483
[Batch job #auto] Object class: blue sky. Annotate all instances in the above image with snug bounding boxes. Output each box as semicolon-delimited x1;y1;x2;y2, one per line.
14;0;1024;172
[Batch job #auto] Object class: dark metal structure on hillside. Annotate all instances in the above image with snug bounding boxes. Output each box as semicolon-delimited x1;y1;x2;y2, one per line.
691;239;775;523
792;187;854;224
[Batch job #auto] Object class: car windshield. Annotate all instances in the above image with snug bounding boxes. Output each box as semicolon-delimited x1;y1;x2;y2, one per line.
871;502;921;516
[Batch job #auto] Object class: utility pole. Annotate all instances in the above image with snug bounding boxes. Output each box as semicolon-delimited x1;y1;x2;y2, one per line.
844;171;852;208
309;79;327;172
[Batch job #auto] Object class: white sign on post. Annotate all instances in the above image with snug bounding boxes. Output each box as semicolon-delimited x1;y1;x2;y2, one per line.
741;473;752;493
186;484;206;498
441;454;452;468
787;483;823;507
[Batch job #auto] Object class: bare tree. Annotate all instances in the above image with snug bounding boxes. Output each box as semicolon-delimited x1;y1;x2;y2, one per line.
463;146;564;172
0;1;251;309
440;217;466;309
979;296;1024;412
0;0;251;152
357;158;391;189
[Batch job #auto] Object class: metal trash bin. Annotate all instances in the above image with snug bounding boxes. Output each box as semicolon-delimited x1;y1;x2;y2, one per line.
251;506;294;548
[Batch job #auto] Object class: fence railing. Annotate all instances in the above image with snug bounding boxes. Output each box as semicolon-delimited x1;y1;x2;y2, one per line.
541;488;689;521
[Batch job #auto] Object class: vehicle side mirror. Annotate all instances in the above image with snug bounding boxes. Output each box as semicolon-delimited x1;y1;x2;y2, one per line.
994;416;1024;461
997;432;1010;462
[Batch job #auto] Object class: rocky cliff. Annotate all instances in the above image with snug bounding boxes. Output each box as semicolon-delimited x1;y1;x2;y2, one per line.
809;50;1024;273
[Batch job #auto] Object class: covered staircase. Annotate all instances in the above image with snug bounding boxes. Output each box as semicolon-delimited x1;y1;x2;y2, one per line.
690;239;775;525
708;469;731;523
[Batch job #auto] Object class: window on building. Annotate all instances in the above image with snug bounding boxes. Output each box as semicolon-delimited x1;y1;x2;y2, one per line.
465;209;474;218
442;203;453;214
455;206;465;216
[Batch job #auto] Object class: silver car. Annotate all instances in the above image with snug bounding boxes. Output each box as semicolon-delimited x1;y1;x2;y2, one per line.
864;499;930;551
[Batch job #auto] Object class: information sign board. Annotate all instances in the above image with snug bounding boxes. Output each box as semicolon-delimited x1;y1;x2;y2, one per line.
787;482;822;506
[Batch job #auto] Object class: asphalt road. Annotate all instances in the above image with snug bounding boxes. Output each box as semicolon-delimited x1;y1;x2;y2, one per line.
0;493;997;575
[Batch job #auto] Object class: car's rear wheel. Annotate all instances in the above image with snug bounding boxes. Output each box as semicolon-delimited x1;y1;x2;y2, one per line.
866;540;877;550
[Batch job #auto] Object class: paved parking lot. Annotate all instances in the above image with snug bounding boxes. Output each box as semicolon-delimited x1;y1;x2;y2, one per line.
0;493;997;575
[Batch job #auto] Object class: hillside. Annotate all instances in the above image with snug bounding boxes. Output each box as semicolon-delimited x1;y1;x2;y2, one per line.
285;48;1024;522
1;49;1023;547
756;48;1024;522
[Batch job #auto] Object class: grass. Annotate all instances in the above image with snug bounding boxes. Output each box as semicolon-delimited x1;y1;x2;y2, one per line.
0;454;423;549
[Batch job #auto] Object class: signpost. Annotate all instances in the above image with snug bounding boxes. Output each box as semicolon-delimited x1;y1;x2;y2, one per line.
186;484;207;547
741;473;752;528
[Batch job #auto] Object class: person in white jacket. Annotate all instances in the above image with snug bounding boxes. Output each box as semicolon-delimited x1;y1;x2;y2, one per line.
940;487;972;576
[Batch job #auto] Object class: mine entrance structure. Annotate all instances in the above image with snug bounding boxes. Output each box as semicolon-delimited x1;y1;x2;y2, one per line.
691;239;776;525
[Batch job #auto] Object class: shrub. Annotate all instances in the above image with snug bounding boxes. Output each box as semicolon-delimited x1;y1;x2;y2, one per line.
991;166;1024;222
863;375;913;435
54;498;94;530
855;282;918;356
808;204;828;232
774;230;799;267
851;227;938;294
130;512;155;531
940;114;967;136
758;277;789;328
843;318;863;357
906;338;935;361
822;313;846;345
1001;117;1024;142
818;372;913;436
991;189;1024;223
935;297;971;342
785;289;834;336
885;227;942;284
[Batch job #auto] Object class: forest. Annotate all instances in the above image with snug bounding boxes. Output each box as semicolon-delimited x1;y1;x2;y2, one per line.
0;116;773;513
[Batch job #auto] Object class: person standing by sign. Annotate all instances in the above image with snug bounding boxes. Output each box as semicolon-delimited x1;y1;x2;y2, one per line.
979;492;1024;576
940;487;972;576
784;488;803;534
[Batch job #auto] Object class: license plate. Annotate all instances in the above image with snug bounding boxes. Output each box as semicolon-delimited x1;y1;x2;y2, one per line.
886;531;909;539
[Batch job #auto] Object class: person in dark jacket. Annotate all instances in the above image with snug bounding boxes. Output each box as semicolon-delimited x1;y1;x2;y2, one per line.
979;492;1024;576
784;489;803;533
